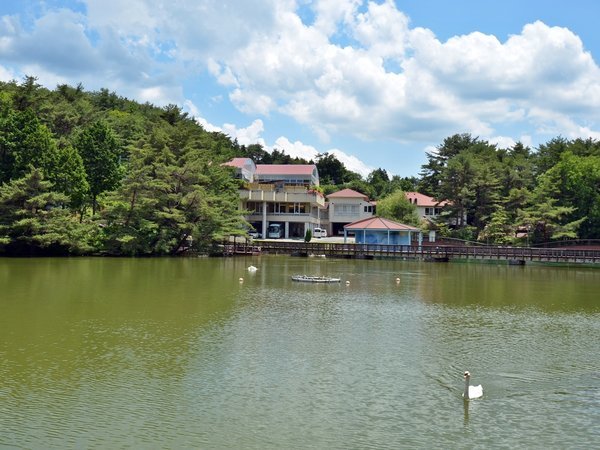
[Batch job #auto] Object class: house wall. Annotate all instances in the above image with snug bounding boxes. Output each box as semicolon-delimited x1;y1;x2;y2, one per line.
353;230;412;245
325;198;374;234
416;206;442;219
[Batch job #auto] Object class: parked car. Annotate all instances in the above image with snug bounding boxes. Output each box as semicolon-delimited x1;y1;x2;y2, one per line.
313;227;327;238
248;230;262;239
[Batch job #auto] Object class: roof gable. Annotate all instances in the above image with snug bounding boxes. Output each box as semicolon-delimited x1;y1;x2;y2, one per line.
344;216;420;231
327;188;368;200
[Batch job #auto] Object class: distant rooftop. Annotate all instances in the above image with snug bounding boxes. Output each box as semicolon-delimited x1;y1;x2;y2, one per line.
222;157;253;169
255;164;317;176
405;192;448;207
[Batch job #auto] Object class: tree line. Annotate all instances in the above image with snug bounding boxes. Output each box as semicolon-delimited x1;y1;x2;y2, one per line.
1;77;598;255
243;131;600;245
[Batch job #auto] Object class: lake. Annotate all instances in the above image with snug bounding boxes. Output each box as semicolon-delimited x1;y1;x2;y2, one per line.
0;256;599;449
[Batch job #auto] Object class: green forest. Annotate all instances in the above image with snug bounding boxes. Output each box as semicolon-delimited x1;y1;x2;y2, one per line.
1;77;599;255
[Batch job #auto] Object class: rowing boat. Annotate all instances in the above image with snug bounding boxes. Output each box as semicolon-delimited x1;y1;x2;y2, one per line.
291;275;341;283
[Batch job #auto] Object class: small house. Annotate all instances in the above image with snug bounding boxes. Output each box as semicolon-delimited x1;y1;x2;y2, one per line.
344;217;422;245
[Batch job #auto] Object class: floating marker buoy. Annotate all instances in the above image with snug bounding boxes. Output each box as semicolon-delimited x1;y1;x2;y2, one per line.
239;277;244;282
247;265;258;272
345;280;350;285
395;277;400;283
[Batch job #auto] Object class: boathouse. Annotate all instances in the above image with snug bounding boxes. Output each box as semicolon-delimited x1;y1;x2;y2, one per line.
344;217;422;246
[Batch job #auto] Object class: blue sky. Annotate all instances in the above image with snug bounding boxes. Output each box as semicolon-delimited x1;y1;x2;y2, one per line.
1;1;599;178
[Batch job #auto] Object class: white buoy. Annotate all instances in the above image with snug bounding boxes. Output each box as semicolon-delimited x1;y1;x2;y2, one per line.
345;280;350;285
239;277;244;282
247;265;258;272
395;277;401;283
463;371;483;400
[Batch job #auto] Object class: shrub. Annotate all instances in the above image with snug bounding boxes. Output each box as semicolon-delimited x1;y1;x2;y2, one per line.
304;229;312;242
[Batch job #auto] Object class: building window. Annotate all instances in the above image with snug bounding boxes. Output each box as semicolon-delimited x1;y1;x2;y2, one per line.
293;203;306;214
364;205;373;213
247;202;263;213
337;204;359;216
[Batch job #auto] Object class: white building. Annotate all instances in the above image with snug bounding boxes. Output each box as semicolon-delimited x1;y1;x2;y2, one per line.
324;188;376;236
224;158;325;239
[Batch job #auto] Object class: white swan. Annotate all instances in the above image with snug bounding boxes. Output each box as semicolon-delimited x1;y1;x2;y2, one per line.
247;265;258;272
463;371;483;399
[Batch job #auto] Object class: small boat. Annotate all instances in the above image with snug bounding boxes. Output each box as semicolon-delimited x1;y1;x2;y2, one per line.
291;275;341;283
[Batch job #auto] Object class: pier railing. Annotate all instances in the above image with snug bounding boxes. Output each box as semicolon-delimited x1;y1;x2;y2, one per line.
252;241;600;264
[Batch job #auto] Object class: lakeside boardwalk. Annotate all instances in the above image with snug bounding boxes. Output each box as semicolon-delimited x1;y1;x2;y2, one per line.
240;241;600;264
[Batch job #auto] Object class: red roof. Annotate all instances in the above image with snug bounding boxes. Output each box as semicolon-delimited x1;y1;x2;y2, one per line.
327;188;369;200
223;157;252;168
255;164;316;176
344;217;420;231
405;192;448;207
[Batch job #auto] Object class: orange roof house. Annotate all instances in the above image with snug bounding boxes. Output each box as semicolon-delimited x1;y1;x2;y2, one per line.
404;191;451;223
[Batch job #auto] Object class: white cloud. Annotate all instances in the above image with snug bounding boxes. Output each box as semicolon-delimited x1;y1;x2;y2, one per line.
487;136;517;149
183;99;200;118
528;107;600;140
271;137;373;177
194;116;373;177
272;136;319;159
328;148;373;176
195;117;222;133
0;64;16;81
2;0;600;167
352;0;410;59
213;5;600;146
223;119;267;147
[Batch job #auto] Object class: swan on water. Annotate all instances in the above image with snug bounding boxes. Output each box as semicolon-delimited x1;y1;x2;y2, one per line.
247;265;258;272
463;371;483;399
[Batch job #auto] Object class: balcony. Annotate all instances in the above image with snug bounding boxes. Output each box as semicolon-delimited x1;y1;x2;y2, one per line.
239;187;325;207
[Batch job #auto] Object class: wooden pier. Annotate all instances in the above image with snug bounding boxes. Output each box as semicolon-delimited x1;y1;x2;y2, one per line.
251;241;600;264
222;242;262;256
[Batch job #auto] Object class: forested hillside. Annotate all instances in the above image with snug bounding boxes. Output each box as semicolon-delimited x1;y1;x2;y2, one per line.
1;77;599;255
0;77;252;255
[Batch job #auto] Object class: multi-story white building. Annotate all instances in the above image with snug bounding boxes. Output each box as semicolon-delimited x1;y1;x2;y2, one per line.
224;158;325;239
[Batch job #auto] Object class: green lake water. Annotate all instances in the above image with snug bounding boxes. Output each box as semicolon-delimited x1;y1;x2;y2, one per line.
0;256;599;449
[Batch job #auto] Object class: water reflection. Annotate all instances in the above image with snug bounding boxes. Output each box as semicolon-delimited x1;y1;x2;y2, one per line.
0;256;598;449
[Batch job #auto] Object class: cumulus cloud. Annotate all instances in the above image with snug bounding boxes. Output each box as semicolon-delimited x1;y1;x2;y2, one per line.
223;119;267;147
2;0;599;168
271;136;373;177
213;4;600;145
193;116;373;177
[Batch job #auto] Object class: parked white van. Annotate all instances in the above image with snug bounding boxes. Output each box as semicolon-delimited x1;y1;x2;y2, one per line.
313;227;327;238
